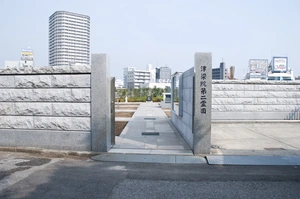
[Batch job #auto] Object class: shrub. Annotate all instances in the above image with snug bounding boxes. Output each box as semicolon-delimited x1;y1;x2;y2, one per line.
152;96;163;102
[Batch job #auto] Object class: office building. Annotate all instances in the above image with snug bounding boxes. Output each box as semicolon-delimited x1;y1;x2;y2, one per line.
123;64;172;89
49;11;90;66
127;69;151;89
156;66;171;83
212;62;227;80
123;67;151;89
123;67;135;88
115;78;124;88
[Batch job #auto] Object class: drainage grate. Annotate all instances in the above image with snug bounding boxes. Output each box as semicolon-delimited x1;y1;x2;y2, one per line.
142;132;160;136
144;118;156;120
264;148;285;150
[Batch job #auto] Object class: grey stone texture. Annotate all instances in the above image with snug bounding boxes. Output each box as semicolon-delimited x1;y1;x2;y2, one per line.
0;116;34;129
194;52;212;154
34;117;90;131
52;103;90;116
0;65;92;151
0;64;91;75
212;80;300;120
15;103;52;115
0;129;91;151
171;67;194;147
91;54;111;152
51;75;90;88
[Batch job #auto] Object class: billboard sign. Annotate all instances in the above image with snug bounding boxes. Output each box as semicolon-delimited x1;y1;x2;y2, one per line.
273;57;288;72
21;48;34;56
249;59;268;74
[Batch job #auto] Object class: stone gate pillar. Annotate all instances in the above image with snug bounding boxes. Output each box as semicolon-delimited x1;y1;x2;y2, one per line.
193;52;212;154
91;54;111;152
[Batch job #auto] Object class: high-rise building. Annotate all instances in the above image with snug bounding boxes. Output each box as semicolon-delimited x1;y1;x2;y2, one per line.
49;11;90;66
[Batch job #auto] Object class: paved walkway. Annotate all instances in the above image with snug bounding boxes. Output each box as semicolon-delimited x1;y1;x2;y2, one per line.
110;103;193;156
211;122;300;156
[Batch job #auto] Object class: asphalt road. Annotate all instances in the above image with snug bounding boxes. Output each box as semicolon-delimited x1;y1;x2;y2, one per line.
0;152;300;199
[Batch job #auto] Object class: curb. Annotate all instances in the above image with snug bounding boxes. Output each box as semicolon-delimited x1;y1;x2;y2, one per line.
0;147;100;159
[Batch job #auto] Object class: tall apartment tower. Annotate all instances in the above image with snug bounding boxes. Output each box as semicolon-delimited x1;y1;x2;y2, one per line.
49;11;90;66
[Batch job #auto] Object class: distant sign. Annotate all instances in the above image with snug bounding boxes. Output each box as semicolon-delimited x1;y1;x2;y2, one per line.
249;59;268;74
157;79;171;83
273;57;288;72
22;48;33;52
21;48;34;56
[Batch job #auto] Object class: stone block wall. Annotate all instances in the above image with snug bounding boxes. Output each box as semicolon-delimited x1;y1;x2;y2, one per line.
212;80;300;120
0;65;92;150
171;67;194;147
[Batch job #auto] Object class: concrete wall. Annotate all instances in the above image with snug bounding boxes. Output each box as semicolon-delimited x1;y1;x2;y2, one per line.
0;65;92;151
171;67;194;147
212;80;300;120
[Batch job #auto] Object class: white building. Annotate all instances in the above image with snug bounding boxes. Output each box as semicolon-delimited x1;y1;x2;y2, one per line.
146;64;156;83
49;11;90;66
5;48;34;68
140;82;171;89
123;64;172;89
128;69;151;89
123;67;151;89
115;79;124;88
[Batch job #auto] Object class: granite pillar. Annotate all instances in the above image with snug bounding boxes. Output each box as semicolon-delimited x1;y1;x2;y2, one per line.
91;54;111;152
193;52;212;154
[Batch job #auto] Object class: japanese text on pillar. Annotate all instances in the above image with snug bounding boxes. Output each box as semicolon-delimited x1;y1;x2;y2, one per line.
200;65;207;114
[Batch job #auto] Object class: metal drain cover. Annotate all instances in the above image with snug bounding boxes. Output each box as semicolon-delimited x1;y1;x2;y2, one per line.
142;132;160;136
144;118;156;120
264;148;285;150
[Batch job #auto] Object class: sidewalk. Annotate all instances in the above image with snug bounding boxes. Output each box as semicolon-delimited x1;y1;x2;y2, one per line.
111;103;192;155
211;122;300;156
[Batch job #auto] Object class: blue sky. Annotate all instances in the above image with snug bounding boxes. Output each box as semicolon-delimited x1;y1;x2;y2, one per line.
0;0;299;79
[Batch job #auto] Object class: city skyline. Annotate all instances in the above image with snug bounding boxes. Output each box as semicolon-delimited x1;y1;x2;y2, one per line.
0;0;299;79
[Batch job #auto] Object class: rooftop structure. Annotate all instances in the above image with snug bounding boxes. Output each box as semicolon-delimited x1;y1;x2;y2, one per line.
5;48;34;68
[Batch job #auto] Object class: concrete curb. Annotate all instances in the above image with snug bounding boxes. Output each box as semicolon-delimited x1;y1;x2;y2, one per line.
212;120;300;123
0;146;100;158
